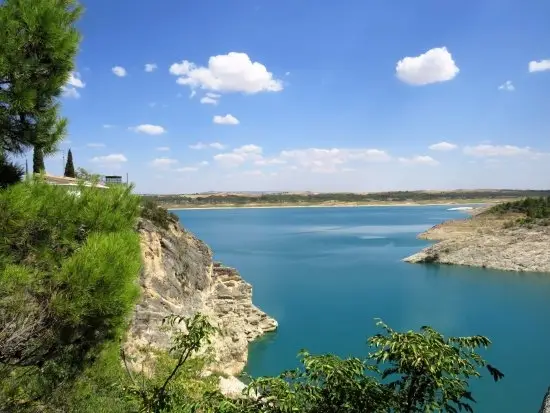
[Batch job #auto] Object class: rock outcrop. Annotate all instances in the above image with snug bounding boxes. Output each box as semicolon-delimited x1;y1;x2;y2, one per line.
125;217;277;377
404;211;550;273
540;387;550;413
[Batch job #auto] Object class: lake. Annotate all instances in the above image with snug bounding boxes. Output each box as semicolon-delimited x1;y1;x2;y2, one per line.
172;206;550;412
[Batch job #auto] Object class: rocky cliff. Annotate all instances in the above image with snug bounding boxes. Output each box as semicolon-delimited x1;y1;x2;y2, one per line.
125;216;277;377
403;210;550;273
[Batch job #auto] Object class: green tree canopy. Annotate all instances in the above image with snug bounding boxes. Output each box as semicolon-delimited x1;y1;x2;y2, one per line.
0;0;82;156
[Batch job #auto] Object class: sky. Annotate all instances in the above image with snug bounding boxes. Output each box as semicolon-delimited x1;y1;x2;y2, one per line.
40;0;550;194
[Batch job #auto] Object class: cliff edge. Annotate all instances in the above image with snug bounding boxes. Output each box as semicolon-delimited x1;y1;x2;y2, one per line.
125;216;277;377
403;209;550;273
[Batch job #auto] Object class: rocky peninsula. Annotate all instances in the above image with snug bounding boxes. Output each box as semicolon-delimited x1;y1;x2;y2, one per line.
404;206;550;273
124;215;277;390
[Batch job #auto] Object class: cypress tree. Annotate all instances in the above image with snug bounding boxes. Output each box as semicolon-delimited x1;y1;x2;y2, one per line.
33;146;46;174
64;149;75;177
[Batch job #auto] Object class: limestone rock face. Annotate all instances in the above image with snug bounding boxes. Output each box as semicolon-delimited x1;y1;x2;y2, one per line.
403;213;550;273
540;387;550;413
125;217;277;376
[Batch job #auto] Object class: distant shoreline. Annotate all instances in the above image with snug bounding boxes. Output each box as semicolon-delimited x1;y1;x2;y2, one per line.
168;202;490;211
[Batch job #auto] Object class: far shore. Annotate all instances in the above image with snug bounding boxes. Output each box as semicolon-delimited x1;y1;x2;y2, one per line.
167;201;492;211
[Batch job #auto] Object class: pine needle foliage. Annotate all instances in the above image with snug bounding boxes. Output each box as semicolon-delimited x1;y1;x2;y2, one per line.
0;180;142;410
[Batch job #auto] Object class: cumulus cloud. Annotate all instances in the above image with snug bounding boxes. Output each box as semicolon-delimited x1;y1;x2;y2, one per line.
176;166;199;172
91;154;127;167
396;47;459;85
169;52;283;94
189;142;225;150
463;144;535;157
279;148;391;173
498;80;515;91
398;155;439;166
214;144;263;167
200;92;221;105
130;124;166;135
145;63;158;72
156;146;170;151
429;141;458;151
528;59;550;73
62;72;86;98
213;114;239;125
150;158;178;169
112;66;127;77
87;143;105;148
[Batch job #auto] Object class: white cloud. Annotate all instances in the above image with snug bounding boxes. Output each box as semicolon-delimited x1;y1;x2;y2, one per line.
176;166;199;172
189;90;196;99
148;102;157;108
213;114;239;125
398;155;439;166
156;146;170;151
200;96;219;105
103;124;115;129
145;63;158;72
62;72;85;98
234;144;262;155
112;66;127;77
189;142;225;150
498;80;515;91
130;124;166;135
255;158;287;166
528;59;550;73
169;52;283;94
463;144;534;157
87;143;105;148
396;47;459;85
278;148;391;173
214;153;246;167
150;158;178;169
199;161;209;166
429;141;458;151
214;144;263;167
242;170;264;176
91;154;127;167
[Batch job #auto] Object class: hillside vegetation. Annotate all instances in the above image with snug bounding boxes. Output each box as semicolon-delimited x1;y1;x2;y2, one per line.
144;190;550;208
487;197;550;226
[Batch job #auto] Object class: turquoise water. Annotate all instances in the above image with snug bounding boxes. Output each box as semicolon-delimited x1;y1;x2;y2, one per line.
173;206;550;412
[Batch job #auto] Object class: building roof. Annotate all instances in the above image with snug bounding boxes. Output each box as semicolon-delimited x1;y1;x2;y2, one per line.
43;174;109;189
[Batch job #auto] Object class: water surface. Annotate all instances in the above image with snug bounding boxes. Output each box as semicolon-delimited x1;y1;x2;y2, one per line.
173;206;550;412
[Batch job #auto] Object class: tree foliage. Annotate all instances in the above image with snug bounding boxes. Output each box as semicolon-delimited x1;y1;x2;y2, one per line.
0;0;82;156
33;146;45;173
64;148;75;177
0;180;142;410
0;152;24;188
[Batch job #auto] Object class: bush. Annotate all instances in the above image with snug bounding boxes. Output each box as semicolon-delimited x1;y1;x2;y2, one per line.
0;154;24;188
140;198;179;229
0;181;142;409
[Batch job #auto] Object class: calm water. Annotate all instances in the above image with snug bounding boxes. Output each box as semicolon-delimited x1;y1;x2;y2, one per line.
173;206;550;412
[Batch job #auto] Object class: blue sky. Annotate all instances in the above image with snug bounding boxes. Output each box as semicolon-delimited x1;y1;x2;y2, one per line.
43;0;550;193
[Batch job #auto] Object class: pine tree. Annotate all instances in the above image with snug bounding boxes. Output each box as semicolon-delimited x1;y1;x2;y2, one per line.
33;146;46;174
0;0;83;157
64;149;75;177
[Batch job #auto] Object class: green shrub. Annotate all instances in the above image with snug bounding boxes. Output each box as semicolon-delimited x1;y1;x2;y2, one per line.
0;181;142;409
140;198;179;229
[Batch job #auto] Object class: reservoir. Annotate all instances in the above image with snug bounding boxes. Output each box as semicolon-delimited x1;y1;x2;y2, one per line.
173;206;550;412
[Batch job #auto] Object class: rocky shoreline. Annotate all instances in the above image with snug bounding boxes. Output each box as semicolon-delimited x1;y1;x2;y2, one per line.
403;209;550;273
124;216;277;390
